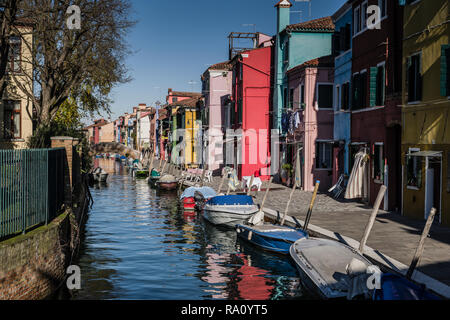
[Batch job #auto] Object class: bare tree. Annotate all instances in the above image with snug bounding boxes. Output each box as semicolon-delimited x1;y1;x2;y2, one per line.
13;0;135;127
0;0;20;99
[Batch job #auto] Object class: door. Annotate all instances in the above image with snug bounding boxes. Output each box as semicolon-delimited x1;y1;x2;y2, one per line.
425;167;434;219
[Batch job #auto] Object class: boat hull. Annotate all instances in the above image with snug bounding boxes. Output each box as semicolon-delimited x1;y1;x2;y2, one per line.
236;224;307;254
157;181;178;191
203;205;259;228
289;237;371;299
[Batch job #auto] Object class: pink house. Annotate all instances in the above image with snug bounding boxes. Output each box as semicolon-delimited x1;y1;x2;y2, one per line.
201;61;233;173
286;55;335;192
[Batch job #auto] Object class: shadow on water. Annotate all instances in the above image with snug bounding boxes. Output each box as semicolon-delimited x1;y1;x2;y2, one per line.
73;159;309;300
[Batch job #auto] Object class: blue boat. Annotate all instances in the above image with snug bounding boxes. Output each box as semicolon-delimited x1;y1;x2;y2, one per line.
236;224;308;254
203;195;259;228
373;273;441;300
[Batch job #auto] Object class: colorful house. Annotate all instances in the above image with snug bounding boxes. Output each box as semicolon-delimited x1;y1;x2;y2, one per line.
201;61;233;173
272;1;335;181
286;55;335;192
273;1;335;132
400;0;450;226
350;0;403;211
166;97;203;167
230;45;273;181
331;1;353;184
0;21;34;149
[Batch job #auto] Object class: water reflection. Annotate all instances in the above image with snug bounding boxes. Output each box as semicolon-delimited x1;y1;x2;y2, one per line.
74;160;306;300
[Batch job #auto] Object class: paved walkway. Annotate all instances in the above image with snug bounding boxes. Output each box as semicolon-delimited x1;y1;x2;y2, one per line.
201;176;450;287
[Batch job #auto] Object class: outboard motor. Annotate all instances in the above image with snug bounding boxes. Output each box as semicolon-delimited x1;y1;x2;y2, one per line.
194;191;206;211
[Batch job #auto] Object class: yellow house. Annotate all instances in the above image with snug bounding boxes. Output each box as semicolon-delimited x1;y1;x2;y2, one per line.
167;97;203;168
0;22;34;149
401;0;450;226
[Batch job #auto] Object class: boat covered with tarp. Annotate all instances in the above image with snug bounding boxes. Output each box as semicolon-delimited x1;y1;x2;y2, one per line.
180;187;217;211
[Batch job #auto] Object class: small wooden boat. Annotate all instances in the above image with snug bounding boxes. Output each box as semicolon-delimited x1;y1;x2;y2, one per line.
148;169;161;188
289;237;372;299
236;180;319;255
236;224;307;254
156;174;178;191
135;169;149;179
91;167;108;183
203;195;259;228
373;273;441;300
180;187;217;212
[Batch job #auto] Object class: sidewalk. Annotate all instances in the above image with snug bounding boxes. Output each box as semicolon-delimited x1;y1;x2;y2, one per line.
204;176;450;288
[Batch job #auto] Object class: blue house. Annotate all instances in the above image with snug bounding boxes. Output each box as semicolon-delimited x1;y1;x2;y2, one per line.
331;1;353;184
272;0;335;175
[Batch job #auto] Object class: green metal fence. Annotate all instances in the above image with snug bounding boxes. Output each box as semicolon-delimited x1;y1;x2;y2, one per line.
0;148;66;239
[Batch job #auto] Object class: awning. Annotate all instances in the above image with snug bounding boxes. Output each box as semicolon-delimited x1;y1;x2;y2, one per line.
406;151;442;157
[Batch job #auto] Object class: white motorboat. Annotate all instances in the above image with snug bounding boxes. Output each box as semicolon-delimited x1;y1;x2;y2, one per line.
203;195;259;228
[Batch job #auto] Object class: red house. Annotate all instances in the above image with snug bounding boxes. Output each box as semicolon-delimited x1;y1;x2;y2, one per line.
350;0;403;210
230;45;273;181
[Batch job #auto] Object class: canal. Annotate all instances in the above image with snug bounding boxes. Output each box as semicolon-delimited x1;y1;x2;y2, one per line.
73;159;311;300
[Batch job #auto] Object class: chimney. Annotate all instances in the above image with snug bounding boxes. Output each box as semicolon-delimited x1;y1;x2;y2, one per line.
275;0;292;34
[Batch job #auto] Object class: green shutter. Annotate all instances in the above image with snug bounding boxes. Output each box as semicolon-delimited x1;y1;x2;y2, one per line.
369;67;378;107
441;45;450;97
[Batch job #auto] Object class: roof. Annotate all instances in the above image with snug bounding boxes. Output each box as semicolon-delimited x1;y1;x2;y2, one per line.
274;0;292;8
286;16;335;32
167;97;202;108
287;55;334;74
168;91;202;98
207;61;233;71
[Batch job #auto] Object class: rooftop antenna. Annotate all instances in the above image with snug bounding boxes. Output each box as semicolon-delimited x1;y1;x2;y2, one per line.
294;0;311;18
188;80;198;92
242;24;257;47
290;10;303;23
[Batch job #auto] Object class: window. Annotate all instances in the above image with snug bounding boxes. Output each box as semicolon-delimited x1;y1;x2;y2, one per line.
335;85;341;110
447;152;450;193
172;97;178;103
339;24;351;53
354;6;361;35
283;88;288;108
317;84;333;109
341;82;350;110
289;88;294;109
361;1;368;31
284;40;289;63
406;150;422;189
352;71;367;110
300;84;305;109
316;142;332;170
407;53;422;102
7;36;21;73
373;144;384;183
441;45;450;97
3;100;21;139
369;63;385;107
379;0;387;18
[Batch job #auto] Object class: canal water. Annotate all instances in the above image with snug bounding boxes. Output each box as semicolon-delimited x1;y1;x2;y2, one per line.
73;159;311;300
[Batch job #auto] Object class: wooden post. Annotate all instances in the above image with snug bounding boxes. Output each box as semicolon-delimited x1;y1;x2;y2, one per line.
246;175;255;196
158;156;163;171
161;160;167;174
358;185;387;254
217;172;227;194
200;166;207;187
260;177;273;210
149;148;155;170
406;207;436;279
226;177;232;195
303;181;320;232
280;181;297;226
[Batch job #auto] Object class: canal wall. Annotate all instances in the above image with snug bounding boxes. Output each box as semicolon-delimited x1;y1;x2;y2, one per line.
0;137;91;300
0;181;89;300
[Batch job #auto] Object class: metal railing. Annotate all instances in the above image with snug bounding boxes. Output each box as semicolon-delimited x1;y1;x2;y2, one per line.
0;148;66;239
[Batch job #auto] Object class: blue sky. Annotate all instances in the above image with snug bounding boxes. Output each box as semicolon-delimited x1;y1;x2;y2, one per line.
101;0;346;122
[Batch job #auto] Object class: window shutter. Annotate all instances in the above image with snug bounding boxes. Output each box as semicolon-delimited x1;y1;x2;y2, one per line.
407;56;414;102
369;67;378;107
333;32;341;56
441;45;450;96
